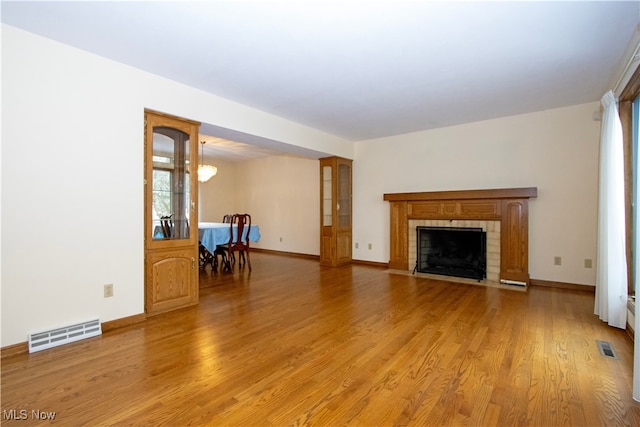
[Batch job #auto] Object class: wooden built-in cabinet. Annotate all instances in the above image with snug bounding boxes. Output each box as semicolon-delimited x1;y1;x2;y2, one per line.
320;157;352;266
384;188;537;285
144;110;200;315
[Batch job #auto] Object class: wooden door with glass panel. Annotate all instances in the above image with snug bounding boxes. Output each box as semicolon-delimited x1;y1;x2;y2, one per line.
144;110;199;315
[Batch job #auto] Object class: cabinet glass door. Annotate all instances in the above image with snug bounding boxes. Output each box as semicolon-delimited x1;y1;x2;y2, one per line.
337;163;351;228
322;165;332;226
151;127;191;240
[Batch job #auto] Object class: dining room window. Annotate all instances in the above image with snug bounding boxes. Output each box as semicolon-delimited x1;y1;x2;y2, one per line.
152;168;172;219
151;154;191;238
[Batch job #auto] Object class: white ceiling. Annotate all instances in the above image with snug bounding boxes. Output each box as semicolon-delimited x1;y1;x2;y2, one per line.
2;1;639;161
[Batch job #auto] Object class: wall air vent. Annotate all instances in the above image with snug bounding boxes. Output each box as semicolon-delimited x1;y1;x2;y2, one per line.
28;319;101;353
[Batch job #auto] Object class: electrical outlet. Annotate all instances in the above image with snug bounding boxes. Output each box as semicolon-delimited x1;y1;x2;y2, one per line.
355;242;359;249
554;256;562;266
585;259;593;268
104;284;113;298
368;243;372;250
279;237;283;242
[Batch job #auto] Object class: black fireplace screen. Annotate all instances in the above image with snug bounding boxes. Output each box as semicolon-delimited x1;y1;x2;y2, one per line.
416;226;486;280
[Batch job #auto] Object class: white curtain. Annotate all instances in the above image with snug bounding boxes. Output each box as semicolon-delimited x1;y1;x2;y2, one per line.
594;90;628;329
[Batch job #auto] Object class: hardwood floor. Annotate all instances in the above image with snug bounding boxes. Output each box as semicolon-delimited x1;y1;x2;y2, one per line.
2;252;639;426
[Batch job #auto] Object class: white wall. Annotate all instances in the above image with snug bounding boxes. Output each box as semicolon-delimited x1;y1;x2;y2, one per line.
199;155;320;255
1;23;604;348
235;156;320;255
353;102;601;286
198;159;238;222
0;25;347;347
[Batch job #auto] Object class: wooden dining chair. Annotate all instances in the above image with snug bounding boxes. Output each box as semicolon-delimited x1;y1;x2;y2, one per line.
219;213;252;272
211;214;235;271
160;215;173;238
199;242;214;270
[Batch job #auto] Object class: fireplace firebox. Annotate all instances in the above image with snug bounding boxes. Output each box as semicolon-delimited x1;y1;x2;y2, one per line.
416;226;486;280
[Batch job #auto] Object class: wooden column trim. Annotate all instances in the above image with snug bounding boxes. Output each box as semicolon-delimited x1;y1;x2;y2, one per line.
389;201;408;270
384;187;537;284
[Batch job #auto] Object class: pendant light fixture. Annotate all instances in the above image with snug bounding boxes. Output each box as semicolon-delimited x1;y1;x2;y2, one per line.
197;140;217;182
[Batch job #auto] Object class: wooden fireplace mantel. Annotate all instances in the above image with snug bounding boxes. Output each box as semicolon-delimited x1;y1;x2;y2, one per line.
383;187;538;284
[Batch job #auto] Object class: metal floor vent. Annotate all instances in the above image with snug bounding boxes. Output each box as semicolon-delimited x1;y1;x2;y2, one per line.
596;340;618;359
28;319;101;353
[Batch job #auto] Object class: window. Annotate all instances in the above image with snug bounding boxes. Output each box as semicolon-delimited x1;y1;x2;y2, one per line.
632;95;639;294
621;65;640;295
152;168;172;219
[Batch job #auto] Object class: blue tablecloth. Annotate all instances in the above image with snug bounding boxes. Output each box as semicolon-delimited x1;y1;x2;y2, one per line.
198;222;261;254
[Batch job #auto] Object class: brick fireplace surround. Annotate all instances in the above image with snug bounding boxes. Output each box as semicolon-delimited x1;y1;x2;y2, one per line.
383;188;538;286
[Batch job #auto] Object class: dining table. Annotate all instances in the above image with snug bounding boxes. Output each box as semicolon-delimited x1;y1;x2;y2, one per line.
198;222;261;254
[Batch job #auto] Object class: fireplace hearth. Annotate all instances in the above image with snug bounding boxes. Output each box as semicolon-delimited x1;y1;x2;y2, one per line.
416;226;486;280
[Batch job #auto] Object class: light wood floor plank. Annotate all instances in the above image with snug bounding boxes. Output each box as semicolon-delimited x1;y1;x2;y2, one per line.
2;252;640;426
